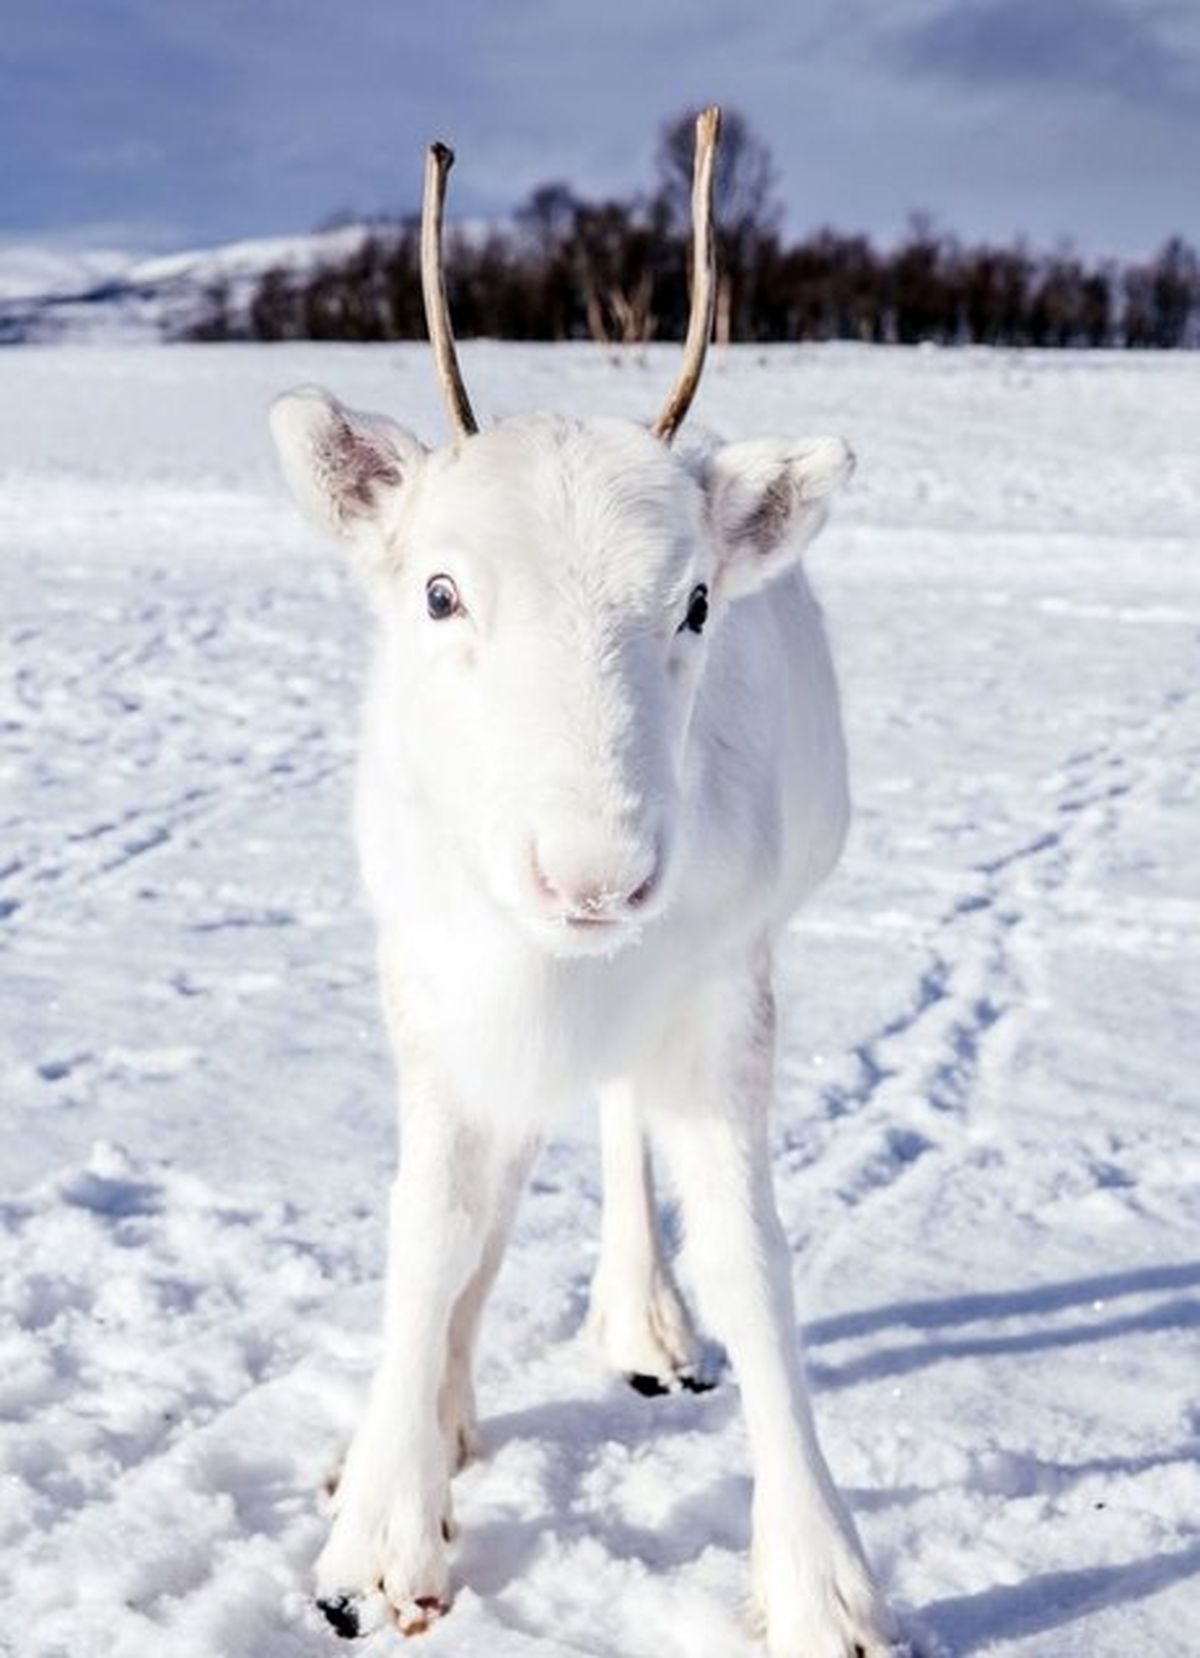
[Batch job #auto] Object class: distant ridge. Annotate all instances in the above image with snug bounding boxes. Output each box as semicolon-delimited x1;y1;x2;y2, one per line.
0;226;370;344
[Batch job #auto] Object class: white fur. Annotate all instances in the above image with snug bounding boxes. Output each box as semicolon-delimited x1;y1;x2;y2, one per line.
270;389;896;1655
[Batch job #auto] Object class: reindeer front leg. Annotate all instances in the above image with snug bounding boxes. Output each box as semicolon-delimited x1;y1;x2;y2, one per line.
588;1076;704;1394
439;1132;539;1476
316;1094;526;1639
644;952;896;1658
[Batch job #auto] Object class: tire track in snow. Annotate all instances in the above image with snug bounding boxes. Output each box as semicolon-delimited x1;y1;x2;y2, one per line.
778;685;1190;1226
0;743;348;924
1;582;353;926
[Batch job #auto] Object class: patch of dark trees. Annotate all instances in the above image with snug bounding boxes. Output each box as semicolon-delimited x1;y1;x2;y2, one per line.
188;110;1199;350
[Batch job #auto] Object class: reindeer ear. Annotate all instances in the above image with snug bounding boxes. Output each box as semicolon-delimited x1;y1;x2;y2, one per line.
269;385;425;549
705;436;854;599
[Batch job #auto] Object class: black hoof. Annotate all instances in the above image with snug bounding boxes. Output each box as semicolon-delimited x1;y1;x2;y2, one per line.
317;1594;362;1639
626;1369;715;1398
627;1371;671;1397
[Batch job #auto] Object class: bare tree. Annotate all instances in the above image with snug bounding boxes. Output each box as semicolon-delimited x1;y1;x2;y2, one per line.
655;106;780;342
237;111;1195;353
517;182;578;262
182;278;234;342
1149;237;1199;347
570;200;658;346
249;267;299;342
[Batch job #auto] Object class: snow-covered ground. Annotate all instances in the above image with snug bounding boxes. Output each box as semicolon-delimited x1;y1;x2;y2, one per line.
1;343;1198;1657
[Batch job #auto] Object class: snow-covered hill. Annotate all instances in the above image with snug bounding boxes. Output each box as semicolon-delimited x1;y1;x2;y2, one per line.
1;343;1198;1656
0;228;370;344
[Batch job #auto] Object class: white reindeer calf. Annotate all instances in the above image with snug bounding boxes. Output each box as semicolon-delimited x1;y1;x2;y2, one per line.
270;111;896;1658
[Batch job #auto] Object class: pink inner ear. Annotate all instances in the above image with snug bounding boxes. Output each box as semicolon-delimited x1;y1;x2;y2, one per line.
733;470;795;554
325;415;404;516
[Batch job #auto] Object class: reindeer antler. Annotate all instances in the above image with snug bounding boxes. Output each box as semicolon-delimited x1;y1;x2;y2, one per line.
653;105;721;443
422;110;720;443
421;141;479;438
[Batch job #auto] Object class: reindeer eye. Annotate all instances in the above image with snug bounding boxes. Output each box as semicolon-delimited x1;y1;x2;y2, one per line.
679;583;709;636
425;574;461;620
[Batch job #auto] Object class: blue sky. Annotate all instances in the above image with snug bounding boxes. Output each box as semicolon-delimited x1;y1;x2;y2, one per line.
2;0;1197;256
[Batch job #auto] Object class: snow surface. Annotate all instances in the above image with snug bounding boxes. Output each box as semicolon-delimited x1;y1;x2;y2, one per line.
1;343;1198;1657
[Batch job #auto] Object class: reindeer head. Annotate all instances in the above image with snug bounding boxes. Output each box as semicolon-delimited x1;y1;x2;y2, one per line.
270;111;853;958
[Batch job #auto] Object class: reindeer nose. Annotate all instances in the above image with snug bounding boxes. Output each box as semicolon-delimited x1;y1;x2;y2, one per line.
531;841;660;920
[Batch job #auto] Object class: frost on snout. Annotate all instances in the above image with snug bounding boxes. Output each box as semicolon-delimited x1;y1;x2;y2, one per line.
529;813;662;926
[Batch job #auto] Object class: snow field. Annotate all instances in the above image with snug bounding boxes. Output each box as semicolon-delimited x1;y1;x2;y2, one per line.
1;343;1198;1655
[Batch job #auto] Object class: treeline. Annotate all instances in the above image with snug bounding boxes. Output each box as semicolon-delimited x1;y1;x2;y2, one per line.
187;110;1199;349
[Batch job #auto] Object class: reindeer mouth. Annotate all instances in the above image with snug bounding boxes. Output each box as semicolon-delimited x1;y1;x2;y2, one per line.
525;909;646;960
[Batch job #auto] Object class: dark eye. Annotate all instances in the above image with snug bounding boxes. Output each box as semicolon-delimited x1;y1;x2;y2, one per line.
679;583;709;636
425;574;461;620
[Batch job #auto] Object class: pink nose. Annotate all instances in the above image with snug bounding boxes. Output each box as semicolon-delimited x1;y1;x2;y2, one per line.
531;844;659;919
